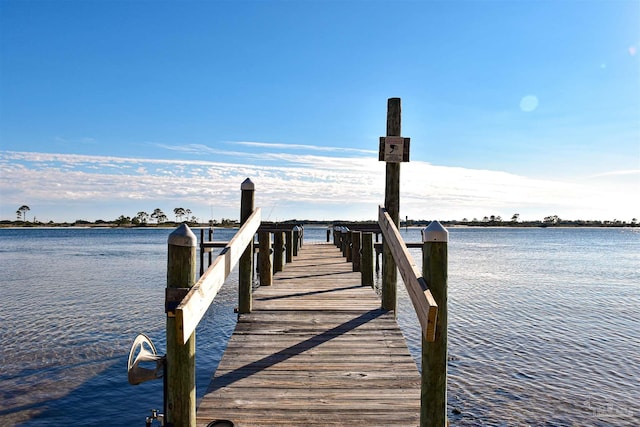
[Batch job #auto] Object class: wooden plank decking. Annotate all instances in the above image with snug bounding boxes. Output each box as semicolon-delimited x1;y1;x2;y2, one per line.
196;243;421;427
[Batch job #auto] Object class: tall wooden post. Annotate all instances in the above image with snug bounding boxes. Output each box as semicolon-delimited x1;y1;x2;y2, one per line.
292;226;300;256
361;232;374;286
421;221;448;427
285;230;293;263
199;228;205;276
238;178;255;314
340;227;349;257
258;231;272;287
351;231;361;272
382;97;401;312
273;231;284;272
166;224;197;427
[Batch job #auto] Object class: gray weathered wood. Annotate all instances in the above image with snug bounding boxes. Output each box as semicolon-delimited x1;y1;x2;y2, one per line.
378;206;437;342
351;231;361;272
421;233;448;426
361;232;374;287
382;97;401;312
176;208;261;344
292;227;300;256
285;230;293;263
166;224;197;427
273;231;284;272
238;178;255;314
196;243;422;427
258;231;272;287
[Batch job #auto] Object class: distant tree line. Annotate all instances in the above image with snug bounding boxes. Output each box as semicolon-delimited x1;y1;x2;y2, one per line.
4;205;638;228
113;207;199;226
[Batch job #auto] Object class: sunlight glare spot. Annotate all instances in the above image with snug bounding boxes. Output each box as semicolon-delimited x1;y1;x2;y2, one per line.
629;46;637;56
519;95;539;112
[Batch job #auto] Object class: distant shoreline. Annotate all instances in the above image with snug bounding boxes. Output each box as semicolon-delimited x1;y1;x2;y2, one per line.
1;219;637;229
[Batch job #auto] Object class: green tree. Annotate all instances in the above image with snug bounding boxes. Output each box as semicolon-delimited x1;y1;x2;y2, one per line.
511;213;520;222
135;211;149;224
18;205;30;221
151;208;165;224
115;215;131;226
174;207;186;222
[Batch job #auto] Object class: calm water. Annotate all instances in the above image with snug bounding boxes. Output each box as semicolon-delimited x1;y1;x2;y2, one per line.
0;227;638;426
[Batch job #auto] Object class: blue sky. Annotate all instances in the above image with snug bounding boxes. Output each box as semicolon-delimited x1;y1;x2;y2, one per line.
1;0;638;223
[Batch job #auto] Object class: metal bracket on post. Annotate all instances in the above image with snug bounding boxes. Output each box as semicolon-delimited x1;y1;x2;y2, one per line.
165;288;191;317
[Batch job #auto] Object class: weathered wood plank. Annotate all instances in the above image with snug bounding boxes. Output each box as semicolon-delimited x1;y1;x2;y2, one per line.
176;208;261;344
379;206;438;342
196;243;422;427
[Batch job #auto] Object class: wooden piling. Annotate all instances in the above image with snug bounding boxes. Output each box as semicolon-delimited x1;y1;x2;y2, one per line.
166;224;197;427
258;231;272;287
340;228;349;257
382;97;401;312
421;221;448;427
285;230;293;263
199;228;205;276
351;231;361;272
238;178;255;314
361;232;374;286
273;231;284;272
292;226;300;257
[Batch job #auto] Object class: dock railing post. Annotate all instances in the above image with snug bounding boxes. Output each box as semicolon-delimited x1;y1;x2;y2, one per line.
166;224;197;427
382;97;401;312
421;221;448;427
285;230;293;263
292;226;300;256
238;178;255;314
340;227;349;257
273;231;284;272
258;231;272;287
351;231;361;272
199;228;205;276
361;232;374;286
299;225;304;247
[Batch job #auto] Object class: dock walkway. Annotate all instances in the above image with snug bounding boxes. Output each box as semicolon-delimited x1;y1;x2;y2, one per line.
196;243;421;426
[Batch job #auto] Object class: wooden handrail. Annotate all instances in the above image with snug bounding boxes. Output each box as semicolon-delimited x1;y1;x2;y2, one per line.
175;207;262;344
378;206;438;342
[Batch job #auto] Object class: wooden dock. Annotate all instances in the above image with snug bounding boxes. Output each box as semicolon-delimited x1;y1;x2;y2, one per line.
196;243;422;426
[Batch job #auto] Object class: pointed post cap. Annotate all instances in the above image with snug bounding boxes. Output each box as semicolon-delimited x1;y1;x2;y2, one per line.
241;178;255;191
293;226;301;232
422;221;449;243
168;223;197;247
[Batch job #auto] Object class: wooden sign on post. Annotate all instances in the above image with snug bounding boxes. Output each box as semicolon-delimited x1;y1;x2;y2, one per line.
379;136;410;162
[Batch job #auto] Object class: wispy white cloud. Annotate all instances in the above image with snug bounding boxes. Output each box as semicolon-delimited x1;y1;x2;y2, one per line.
1;150;637;222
